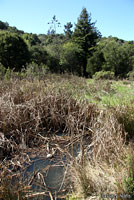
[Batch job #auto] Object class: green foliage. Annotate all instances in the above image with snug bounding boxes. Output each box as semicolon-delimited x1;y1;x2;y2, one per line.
47;55;61;73
30;46;48;65
4;67;12;80
47;33;65;45
66;193;82;200
45;35;65;73
115;105;134;141
60;42;83;75
25;62;49;80
73;8;101;77
124;154;134;195
0;64;6;79
93;70;115;80
0;31;30;71
89;37;134;78
87;47;104;76
39;33;68;74
0;63;49;81
102;38;134;77
0;20;24;34
22;33;41;46
1;12;134;78
127;71;134;80
7;26;24;34
85;79;134;108
64;22;73;38
0;21;8;30
124;176;134;195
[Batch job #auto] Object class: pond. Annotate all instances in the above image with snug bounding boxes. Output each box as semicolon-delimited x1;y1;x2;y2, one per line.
19;135;81;199
0;133;90;200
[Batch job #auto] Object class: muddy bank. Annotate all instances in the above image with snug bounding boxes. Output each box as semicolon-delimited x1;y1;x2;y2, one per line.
0;133;90;200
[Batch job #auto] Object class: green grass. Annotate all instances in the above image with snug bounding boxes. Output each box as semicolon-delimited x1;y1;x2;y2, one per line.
85;79;134;107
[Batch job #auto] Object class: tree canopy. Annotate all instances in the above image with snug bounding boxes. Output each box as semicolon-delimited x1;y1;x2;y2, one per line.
87;37;134;77
0;8;134;78
60;42;83;75
0;31;30;71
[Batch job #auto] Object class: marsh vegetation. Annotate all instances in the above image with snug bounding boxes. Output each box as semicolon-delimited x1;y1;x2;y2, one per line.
0;72;134;199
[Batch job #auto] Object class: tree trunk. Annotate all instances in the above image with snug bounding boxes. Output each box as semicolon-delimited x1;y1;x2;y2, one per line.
83;58;88;78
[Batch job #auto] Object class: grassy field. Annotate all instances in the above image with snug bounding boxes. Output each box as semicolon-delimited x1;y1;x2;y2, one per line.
0;74;134;199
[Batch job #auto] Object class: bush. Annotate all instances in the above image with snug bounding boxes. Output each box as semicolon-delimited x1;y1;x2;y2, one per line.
25;62;49;80
0;64;6;79
0;31;30;71
93;70;115;80
114;105;134;141
124;151;134;197
30;46;48;65
127;71;134;81
4;68;12;80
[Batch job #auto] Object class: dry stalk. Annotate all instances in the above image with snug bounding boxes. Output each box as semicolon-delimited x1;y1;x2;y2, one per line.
91;110;125;164
0;77;98;159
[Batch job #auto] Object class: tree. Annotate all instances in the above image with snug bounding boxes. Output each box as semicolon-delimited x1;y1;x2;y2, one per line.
101;38;134;77
0;31;30;71
64;22;73;38
73;8;101;77
22;33;41;47
0;20;24;34
0;21;8;30
60;42;83;75
44;34;66;73
87;37;134;78
87;46;104;76
47;15;61;35
30;46;48;65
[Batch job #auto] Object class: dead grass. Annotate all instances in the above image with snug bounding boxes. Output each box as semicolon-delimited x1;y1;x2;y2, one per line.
1;75;134;199
70;108;128;199
113;104;134;141
0;76;98;159
91;110;125;164
0;163;32;200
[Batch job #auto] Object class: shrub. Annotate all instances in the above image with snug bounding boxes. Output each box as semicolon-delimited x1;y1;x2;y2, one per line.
114;105;134;141
0;64;6;79
0;31;30;71
127;71;134;81
30;46;48;65
7;62;49;81
25;62;49;80
4;67;12;80
93;70;115;80
124;149;134;197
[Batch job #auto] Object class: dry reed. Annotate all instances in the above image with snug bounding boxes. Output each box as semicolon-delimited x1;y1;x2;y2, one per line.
0;75;133;199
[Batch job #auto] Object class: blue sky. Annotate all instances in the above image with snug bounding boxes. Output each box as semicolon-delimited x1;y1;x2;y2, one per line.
0;0;134;41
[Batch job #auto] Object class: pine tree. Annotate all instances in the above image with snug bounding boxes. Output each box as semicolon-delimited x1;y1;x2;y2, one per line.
64;22;73;38
73;8;101;77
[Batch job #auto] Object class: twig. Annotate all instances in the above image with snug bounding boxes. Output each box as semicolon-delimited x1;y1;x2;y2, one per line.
49;191;54;200
58;164;68;192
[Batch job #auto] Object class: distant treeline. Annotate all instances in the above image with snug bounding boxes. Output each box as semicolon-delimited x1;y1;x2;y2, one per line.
0;8;134;79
